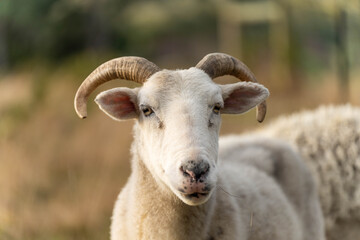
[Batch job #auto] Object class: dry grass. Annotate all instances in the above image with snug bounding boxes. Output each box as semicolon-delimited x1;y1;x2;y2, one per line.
0;68;358;239
0;73;134;239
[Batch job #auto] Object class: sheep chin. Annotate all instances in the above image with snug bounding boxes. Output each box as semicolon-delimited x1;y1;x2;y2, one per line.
174;189;214;206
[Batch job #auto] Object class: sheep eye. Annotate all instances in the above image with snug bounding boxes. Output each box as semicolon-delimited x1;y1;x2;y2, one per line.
213;104;221;114
141;106;154;117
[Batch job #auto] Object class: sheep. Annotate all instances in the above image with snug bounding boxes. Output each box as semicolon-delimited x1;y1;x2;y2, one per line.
258;104;360;240
74;53;324;240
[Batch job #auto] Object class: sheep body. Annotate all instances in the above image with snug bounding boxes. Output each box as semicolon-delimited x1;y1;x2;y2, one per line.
110;125;324;240
259;104;360;239
219;135;325;240
111;128;315;239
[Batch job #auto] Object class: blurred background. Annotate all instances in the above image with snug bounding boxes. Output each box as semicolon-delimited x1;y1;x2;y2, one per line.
0;0;359;239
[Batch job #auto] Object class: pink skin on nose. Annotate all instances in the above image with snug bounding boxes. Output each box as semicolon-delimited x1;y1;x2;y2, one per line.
181;176;208;195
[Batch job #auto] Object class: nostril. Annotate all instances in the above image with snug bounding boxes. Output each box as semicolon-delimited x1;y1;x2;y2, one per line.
180;166;190;177
185;169;196;179
180;160;210;181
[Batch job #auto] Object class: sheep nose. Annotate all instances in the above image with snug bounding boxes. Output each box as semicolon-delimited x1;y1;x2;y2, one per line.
180;160;210;181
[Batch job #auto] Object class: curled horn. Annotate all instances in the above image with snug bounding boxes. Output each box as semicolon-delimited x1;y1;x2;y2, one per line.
196;53;267;123
74;57;160;119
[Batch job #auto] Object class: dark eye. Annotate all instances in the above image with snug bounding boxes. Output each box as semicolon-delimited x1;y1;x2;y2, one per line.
141;106;154;117
213;104;221;114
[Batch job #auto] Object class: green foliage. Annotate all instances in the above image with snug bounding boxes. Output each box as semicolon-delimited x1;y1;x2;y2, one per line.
1;0;216;66
1;0;357;81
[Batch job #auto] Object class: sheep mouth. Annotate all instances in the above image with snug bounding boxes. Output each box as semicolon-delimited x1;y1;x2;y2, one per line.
174;183;214;204
176;189;213;205
177;186;211;199
184;192;209;199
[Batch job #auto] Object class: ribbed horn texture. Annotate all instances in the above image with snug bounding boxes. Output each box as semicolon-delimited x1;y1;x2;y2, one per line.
196;53;267;123
74;57;160;119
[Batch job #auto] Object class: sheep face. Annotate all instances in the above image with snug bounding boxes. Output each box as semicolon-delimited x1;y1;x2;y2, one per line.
95;68;269;206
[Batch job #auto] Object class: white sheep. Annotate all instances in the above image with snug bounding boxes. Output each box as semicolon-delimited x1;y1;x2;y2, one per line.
74;53;324;240
258;104;360;240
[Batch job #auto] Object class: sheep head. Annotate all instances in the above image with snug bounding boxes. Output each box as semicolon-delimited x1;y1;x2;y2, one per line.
74;53;269;206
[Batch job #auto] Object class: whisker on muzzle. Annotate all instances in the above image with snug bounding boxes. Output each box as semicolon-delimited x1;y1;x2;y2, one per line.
216;185;244;199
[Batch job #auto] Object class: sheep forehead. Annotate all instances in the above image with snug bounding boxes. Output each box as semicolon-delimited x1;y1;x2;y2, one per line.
140;68;221;108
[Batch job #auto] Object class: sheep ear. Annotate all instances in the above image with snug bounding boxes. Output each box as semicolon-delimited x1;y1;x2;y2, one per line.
220;82;269;114
95;87;139;121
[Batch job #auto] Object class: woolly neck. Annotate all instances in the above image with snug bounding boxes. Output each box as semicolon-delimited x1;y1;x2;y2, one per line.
128;144;217;239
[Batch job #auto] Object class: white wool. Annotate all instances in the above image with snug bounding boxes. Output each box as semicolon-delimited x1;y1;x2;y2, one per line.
259;104;360;240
